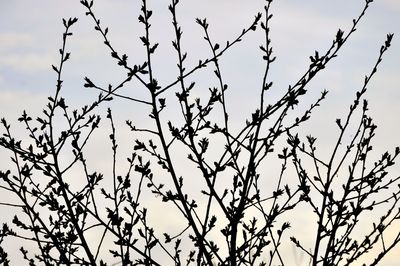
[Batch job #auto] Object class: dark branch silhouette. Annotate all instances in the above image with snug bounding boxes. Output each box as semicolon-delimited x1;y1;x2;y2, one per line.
0;0;399;265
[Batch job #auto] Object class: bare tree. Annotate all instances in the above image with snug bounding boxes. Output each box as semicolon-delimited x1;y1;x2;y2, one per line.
1;0;399;265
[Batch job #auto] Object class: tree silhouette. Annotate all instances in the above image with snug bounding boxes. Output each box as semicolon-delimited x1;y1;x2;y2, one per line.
0;0;399;265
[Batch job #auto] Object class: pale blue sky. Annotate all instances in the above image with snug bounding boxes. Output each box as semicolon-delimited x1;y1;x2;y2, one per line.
1;1;399;129
0;1;399;265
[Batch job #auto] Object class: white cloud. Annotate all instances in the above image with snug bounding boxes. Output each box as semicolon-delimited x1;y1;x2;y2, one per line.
0;32;33;49
0;89;45;122
0;33;55;73
382;0;400;11
0;52;56;73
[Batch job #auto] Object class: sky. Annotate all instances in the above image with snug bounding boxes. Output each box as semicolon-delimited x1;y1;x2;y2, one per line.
0;0;400;265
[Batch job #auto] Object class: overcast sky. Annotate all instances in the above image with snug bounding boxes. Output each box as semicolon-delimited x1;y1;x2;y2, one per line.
0;1;399;265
